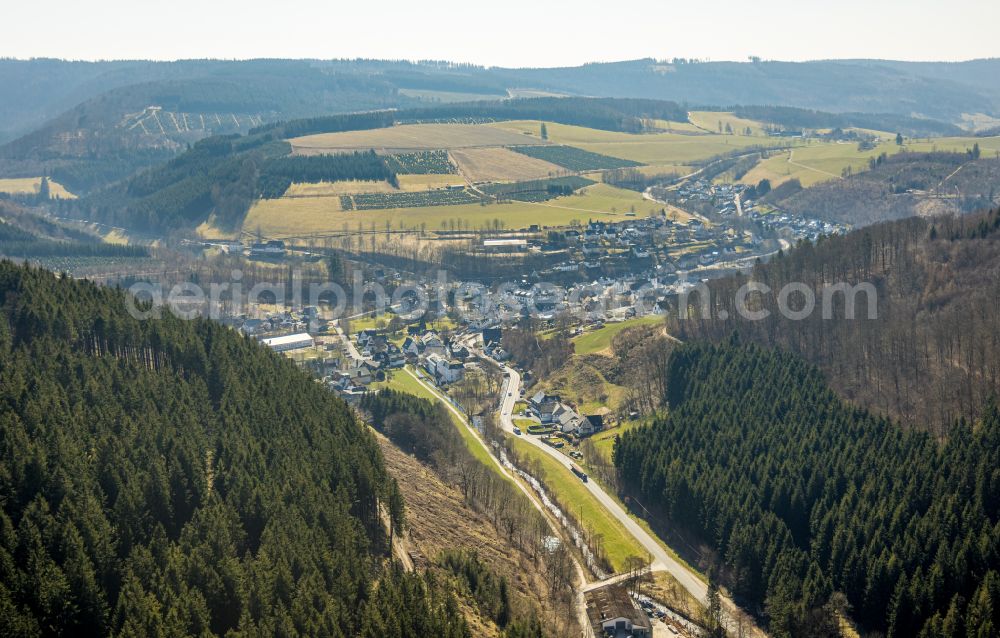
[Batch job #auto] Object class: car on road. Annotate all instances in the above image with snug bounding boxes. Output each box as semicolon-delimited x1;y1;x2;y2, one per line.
513;427;522;435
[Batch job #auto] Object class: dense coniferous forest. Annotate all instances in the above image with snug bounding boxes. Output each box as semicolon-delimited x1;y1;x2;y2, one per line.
398;97;689;132
728;105;964;137
249;110;396;140
614;339;1000;637
669;207;1000;430
0;224;149;259
0;202;150;260
360;389;467;468
258;151;397;198
0;262;467;637
256;97;690;137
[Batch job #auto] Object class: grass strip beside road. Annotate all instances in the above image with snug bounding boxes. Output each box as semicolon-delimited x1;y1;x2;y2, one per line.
509;436;647;572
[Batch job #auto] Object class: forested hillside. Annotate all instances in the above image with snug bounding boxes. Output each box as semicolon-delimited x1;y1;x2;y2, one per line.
0;200;148;260
615;339;1000;637
764;152;1000;227
729;106;963;137
359;390;552;560
74;133;394;232
0;261;467;637
361;389;567;636
0;65;404;195
669;207;1000;430
3;57;997;145
488;59;1000;122
399;97;689;133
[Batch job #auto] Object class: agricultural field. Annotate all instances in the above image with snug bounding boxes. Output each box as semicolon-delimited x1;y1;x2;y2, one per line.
493;119;801;165
284;180;398;196
574;134;797;165
450;147;566;182
739;135;1000;188
647;119;707;134
510;145;640;171
243;182;670;238
902;135;1000;156
688;111;770;136
740;145;871;187
490;120;660;145
289;123;539;154
397;174;468;190
0;177;76;199
632;163;696;178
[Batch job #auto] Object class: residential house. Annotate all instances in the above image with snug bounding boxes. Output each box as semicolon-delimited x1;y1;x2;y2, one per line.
481;327;502;348
576;415;605;437
554;405;581;434
424;353;465;384
357;329;380;348
438;359;465;384
401;336;420;356
239;318;265;335
529;391;560;413
420;332;447;356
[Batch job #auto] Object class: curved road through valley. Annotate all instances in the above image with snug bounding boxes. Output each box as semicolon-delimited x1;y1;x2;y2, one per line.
494;359;764;637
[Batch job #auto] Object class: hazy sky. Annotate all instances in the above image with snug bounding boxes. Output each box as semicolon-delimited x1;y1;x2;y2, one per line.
7;0;998;66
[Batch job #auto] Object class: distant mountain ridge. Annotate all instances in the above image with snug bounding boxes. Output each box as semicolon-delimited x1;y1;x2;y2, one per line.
3;57;999;144
2;57;998;195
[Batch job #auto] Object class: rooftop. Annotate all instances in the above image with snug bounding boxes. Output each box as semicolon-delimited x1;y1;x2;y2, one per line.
261;333;314;348
585;583;650;637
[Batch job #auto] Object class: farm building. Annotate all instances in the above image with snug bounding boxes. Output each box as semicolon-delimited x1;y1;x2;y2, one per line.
261;333;314;352
585;583;651;638
482;238;528;253
249;240;286;258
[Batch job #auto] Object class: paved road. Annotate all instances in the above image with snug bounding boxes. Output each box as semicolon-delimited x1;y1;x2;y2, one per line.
493;358;764;637
400;366;594;636
333;320;365;363
495;364;700;582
